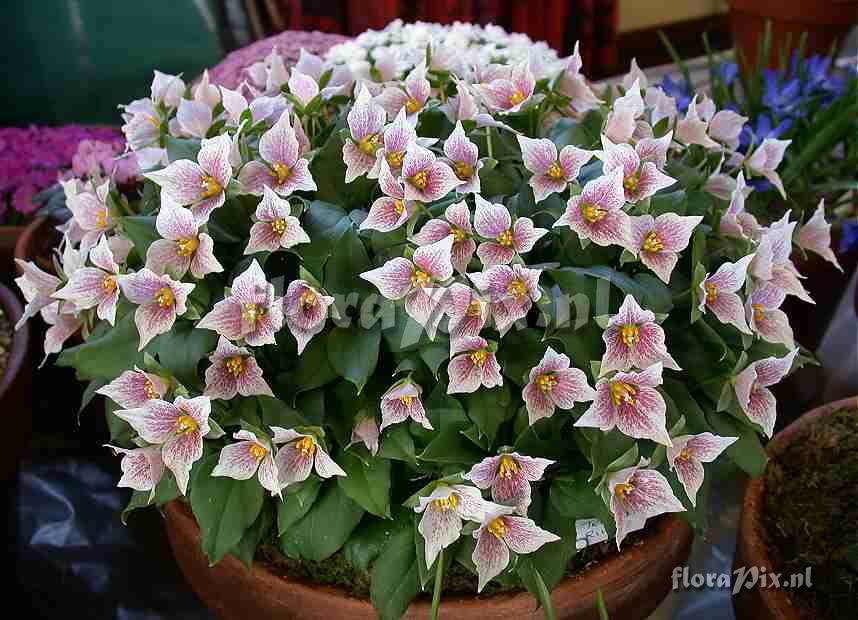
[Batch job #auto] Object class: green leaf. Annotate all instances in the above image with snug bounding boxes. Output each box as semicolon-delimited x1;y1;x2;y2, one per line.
323;226;372;298
343;509;411;571
496;328;549;385
121;216;159;260
57;310;144;381
337;452;392;518
550;472;613;524
463;383;513;445
419;426;485;464
289;335;338;393
121;474;179;524
153;319;217;388
278;482;364;561
326;322;381;392
707;412;767;477
277;477;323;535
549;111;604;149
370;523;420;620
233;502;275;569
190;453;265;565
258;396;307;429
299;200;352;280
164;135;201;162
378;424;417;464
418;340;449;378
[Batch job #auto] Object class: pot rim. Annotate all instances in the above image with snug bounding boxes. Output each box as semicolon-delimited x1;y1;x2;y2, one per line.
0;282;29;402
164;498;693;617
736;395;858;618
13;215;55;275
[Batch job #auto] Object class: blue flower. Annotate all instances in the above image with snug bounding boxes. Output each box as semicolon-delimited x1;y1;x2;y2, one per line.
659;74;692;113
762;70;802;117
717;62;739;87
738;114;793;152
839;219;858;254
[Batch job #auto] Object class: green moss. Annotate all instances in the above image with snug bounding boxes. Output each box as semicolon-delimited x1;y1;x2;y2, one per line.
763;407;858;618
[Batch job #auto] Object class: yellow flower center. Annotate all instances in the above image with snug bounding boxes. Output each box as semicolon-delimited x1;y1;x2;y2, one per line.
488;516;508;538
102;275;117;293
546;161;565;181
201;175;222;199
752;303;765;323
176;236;199;257
299;290;318;310
242;302;266;324
497;455;520;479
357;133;380;157
508;89;525;106
614;481;635;498
96;209;110;229
581;202;607;224
175;414;199;435
495;229;514;247
143;380;159;400
248;443;268;461
537;373;558;392
433;494;458;512
386;149;405;168
507;278;528;298
466;299;482;317
409;170;429;190
452;226;468;243
411;269;431;288
677;448;691;462
147;114;160;128
400;395;414;408
155;287;175;308
623;174;640;194
469;349;488;367
643;231;663;253
393;199;406;215
225;356;244;377
704;282;718;303
271;218;288;235
620;324;640;347
610;380;637;406
453;160;474;181
295;436;317;457
272;161;291;185
405;97;422;114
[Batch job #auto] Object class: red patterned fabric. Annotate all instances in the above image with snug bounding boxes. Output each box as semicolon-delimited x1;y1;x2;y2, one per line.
218;1;618;75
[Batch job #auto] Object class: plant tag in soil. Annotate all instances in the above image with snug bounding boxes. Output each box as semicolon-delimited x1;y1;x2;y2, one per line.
575;518;608;550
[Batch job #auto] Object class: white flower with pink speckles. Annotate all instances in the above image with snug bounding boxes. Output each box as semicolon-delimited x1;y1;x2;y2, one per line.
238;112;317;197
443;121;483;195
245;186;310;254
197;260;283;346
600;295;680;375
271;427;346;490
447;336;503;394
734;349;798;437
145;134;233;224
115;395;211;495
412;201;475;274
746;138;792;198
105;444;165;501
607;458;685;548
554;168;630;248
415;484;490;570
746;282;794;349
597;136;676;204
667;433;737;506
212;430;280;496
146;197;223;279
119;269;195;350
401;144;463;203
97;367;168;409
468;264;542;336
444;283;489;342
54;236;122;325
675;96;719;149
359;159;416;232
798;199;841;270
465;452;554;515
575;363;672;446
522;347;595;425
628;213;701;284
477;62;535;114
342;86;388;183
66;180;115;250
204;336;273;400
698;254;755;334
471;504;560;592
14;260;61;328
349;416;380;456
380;379;432;431
720;172;760;241
473;195;547;267
360;235;454;339
517;135;592;203
375;62;431;122
368;108;421;179
556;42;602;115
283;279;334;354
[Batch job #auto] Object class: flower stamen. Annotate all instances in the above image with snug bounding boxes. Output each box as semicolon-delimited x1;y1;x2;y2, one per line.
497;455;520;479
271;161;291;185
175;414;199;435
386;149;405;168
201;175;222;199
581;202;607;224
225;356;244;377
432;494;458;512
470;350;488;367
642;231;663;253
487;517;508;539
614;481;635;498
299;290;318;310
507;278;528;298
620;324;640;347
405;97;422;114
495;229;514;247
295;436;316;457
704;282;719;303
176;237;199;257
508;89;525;106
102;275;118;293
248;443;268;461
546;161;565;181
537;373;558;392
271;218;288;235
610;380;637;406
453;161;474;181
155;287;175;308
357;133;380;157
411;269;431;287
409;170;429;190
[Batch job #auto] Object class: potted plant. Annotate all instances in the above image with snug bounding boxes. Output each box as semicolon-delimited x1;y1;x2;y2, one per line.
17;20;828;619
0;281;32;478
733;395;857;619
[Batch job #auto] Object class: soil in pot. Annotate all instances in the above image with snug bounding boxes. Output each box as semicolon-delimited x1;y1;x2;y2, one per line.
761;407;858;617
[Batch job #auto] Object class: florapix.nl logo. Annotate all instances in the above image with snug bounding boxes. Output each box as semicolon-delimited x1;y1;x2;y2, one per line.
672;566;812;594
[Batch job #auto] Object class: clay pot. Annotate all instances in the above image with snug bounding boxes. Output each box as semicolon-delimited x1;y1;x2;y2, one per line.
0;282;32;479
729;0;858;70
14;216;62;275
164;500;693;620
0;224;27;281
733;395;858;620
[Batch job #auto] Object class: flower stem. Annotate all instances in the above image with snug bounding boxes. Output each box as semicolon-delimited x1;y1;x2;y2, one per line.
486;126;494;160
430;548;444;620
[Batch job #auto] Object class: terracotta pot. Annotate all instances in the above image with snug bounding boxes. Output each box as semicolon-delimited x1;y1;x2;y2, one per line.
0;224;27;282
164;500;693;620
729;0;857;70
0;282;32;479
14;216;62;275
733;395;858;620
